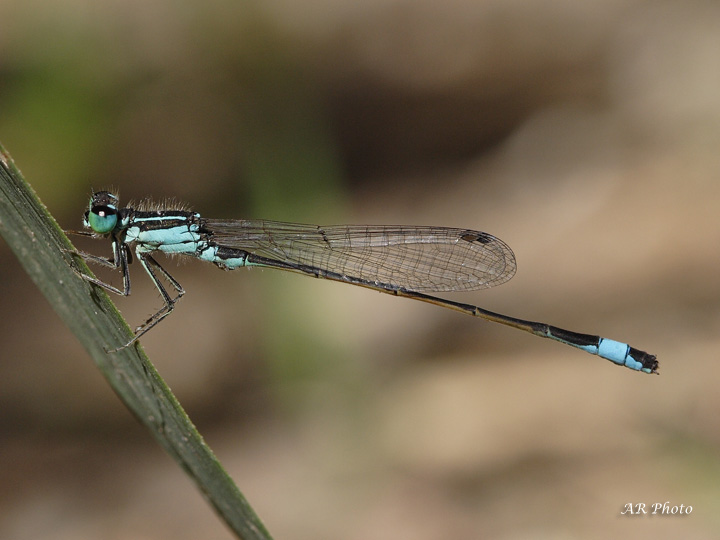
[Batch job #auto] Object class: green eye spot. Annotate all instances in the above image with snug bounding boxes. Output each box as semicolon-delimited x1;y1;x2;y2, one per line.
88;206;118;233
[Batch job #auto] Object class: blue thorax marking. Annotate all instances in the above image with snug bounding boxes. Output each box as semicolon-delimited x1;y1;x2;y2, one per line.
123;212;205;254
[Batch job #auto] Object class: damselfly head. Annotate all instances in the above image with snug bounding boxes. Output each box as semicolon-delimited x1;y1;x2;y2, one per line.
84;191;120;234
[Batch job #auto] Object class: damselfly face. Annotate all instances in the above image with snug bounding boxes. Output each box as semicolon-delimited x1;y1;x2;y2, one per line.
84;191;120;234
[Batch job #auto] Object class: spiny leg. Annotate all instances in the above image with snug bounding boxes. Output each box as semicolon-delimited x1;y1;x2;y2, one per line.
110;251;185;351
66;238;131;296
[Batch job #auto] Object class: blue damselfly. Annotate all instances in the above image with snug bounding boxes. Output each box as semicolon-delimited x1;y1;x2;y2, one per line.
68;191;658;373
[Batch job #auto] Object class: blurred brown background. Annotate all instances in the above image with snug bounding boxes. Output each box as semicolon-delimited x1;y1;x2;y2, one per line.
1;0;719;539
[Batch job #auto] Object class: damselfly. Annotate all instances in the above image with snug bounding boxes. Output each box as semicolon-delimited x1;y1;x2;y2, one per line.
68;191;658;373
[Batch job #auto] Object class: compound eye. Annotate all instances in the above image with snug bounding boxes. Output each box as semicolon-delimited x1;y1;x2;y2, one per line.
87;204;118;234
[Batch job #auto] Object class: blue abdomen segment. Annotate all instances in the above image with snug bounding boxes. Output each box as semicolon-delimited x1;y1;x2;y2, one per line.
197;245;251;269
544;326;658;374
580;338;637;369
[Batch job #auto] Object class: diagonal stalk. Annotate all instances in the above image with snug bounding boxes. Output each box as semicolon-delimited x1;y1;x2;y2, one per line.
0;143;272;540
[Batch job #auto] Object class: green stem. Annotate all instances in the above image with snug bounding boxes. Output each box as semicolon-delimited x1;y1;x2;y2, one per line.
0;143;272;540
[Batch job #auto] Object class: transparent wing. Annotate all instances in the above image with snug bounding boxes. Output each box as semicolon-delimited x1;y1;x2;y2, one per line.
206;220;517;293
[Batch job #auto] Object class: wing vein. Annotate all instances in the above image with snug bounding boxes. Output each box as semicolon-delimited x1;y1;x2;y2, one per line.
206;220;516;292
